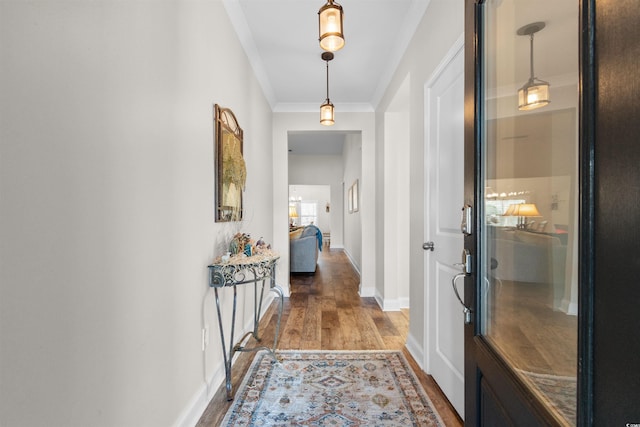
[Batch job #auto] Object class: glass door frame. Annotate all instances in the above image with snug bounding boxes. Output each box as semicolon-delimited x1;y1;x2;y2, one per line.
463;0;596;424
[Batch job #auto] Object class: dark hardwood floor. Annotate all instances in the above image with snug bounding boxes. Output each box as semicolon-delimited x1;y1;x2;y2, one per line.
488;279;577;377
196;248;463;426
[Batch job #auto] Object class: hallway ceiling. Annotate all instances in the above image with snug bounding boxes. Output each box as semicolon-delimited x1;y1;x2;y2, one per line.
225;0;429;112
288;131;346;155
226;0;578;155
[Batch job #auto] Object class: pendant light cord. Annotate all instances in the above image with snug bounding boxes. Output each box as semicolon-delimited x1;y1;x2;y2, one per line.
529;33;535;81
325;60;330;102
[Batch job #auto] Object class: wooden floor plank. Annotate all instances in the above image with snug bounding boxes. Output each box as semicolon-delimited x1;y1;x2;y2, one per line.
336;306;362;350
321;309;343;349
278;305;304;349
301;295;321;342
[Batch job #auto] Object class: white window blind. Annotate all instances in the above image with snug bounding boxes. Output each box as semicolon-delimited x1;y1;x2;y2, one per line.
300;201;317;226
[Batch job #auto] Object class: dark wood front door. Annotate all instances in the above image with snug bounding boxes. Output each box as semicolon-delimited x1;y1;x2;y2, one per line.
463;0;580;424
463;1;640;425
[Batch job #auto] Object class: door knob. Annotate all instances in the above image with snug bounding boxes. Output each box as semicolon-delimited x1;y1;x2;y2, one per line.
423;241;435;251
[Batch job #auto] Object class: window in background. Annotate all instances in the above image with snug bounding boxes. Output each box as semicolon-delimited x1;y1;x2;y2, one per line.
300;201;317;226
485;199;526;227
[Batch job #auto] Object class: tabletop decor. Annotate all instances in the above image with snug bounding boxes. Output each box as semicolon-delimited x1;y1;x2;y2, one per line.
224;233;272;259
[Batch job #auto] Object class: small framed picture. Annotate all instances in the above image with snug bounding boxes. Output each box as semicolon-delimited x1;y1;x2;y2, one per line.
352;179;359;212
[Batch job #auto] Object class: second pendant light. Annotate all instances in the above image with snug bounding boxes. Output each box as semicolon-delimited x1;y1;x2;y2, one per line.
320;52;335;126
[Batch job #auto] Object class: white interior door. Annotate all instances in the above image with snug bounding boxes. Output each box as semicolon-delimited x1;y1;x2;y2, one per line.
424;39;465;419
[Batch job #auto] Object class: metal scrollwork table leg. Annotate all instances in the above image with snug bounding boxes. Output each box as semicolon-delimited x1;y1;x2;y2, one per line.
208;258;283;401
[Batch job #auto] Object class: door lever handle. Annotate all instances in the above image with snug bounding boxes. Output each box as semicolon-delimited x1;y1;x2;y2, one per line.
452;273;473;324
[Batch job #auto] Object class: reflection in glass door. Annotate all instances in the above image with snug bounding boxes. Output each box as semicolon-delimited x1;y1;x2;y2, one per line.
479;1;579;425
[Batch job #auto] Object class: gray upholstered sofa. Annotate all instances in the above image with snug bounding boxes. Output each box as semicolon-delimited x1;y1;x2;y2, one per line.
290;225;322;273
490;227;566;285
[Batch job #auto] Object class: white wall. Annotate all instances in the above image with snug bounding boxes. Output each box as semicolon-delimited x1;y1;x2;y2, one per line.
0;2;273;426
375;0;464;366
273;113;375;297
381;76;411;311
342;134;363;274
381;111;410;310
288;155;344;247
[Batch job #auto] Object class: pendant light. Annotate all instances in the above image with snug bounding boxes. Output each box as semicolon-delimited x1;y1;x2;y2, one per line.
320;52;335;126
318;0;344;52
517;22;550;111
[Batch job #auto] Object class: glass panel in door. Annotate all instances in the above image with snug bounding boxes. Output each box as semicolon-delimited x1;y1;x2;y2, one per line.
479;1;579;425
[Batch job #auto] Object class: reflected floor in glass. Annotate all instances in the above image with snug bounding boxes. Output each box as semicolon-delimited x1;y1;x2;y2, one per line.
486;278;577;426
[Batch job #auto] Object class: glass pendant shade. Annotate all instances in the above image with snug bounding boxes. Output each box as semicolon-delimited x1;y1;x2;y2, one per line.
318;0;344;52
518;79;550;110
320;101;335;126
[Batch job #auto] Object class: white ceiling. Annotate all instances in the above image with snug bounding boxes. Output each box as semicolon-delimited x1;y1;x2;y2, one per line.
224;0;430;155
224;0;578;154
225;0;430;112
288;131;357;155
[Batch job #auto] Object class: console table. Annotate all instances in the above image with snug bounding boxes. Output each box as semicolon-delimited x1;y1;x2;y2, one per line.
207;254;283;400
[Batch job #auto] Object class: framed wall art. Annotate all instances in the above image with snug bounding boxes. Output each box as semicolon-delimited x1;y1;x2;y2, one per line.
351;179;359;212
214;104;245;222
347;179;359;214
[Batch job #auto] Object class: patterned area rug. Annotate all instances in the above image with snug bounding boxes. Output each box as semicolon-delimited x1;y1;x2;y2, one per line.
517;369;576;425
221;350;445;426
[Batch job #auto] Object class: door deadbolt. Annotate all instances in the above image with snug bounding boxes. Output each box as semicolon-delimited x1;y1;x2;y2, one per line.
461;204;473;236
454;249;472;275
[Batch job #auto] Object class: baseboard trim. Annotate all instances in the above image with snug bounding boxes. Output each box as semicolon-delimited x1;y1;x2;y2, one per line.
383;298;401;312
342;248;361;275
374;293;384;310
405;332;425;371
371;290;404;312
359;284;376;297
561;298;578;316
173;367;222;427
174;300;276;426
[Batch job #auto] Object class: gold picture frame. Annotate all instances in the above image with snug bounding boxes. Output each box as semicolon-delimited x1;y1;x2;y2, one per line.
214;104;245;222
352;179;359;212
348;179;359;214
